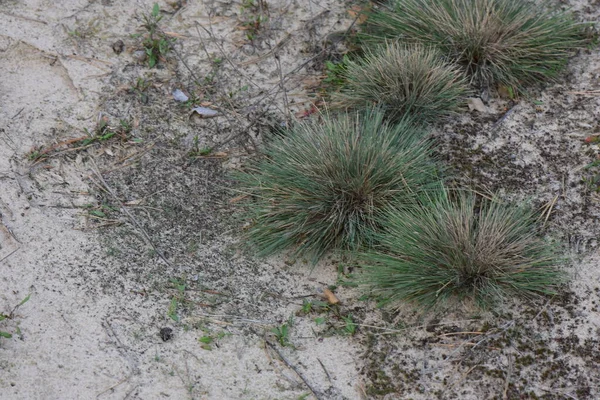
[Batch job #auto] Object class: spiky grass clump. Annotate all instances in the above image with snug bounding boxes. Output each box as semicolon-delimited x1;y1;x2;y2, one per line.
360;190;562;309
363;0;586;90
235;110;441;262
332;43;469;123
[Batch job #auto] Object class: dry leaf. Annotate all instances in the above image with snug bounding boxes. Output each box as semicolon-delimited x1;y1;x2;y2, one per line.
124;199;143;206
347;4;370;24
163;31;188;39
322;288;340;305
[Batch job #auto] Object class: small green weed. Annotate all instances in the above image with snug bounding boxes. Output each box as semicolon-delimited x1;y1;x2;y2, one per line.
26;117;134;163
83;203;119;221
299;299;328;315
167;278;186;322
80;118;131;146
271;323;291;347
131;77;151;104
239;0;269;42
341;314;357;336
188;135;213;158
197;331;230;350
583;158;600;192
1;294;31;339
271;315;294;347
140;3;174;68
297;297;358;336
322;54;350;89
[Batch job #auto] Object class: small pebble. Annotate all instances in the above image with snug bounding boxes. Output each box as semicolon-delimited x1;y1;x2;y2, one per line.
133;50;147;62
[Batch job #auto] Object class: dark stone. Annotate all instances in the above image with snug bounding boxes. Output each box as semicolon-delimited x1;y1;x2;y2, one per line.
160;327;173;342
111;40;124;55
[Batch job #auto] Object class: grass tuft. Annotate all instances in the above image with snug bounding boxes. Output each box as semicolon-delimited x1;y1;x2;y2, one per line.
332;42;469;123
359;189;563;310
362;0;587;90
234;109;441;262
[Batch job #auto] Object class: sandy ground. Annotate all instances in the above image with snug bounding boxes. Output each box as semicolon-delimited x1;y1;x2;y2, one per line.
1;0;600;399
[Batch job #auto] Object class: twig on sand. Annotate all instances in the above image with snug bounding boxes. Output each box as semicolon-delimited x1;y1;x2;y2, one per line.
265;340;324;400
0;247;20;263
317;358;333;384
447;364;480;391
274;52;291;125
491;103;519;134
96;375;132;398
0;11;48;24
533;297;555;323
89;159;172;267
502;355;513;400
567;90;600;95
123;384;140;400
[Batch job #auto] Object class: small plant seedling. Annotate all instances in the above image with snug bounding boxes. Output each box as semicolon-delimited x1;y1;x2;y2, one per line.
301;299;313;314
582;158;600;192
1;294;31;339
271;323;291;347
167;278;187;322
195;330;230;350
198;335;213;350
140;3;174;68
167;298;180;322
322;55;350;89
341;314;357;336
26;148;45;162
271;314;295;347
238;0;269;42
132;77;151;104
299;299;329;316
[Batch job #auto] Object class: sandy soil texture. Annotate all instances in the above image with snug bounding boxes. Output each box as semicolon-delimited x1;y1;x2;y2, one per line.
1;0;600;399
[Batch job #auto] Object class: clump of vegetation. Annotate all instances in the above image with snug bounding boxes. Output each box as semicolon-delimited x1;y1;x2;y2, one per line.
322;54;351;90
359;189;563;309
26;117;133;163
140;3;174;68
362;0;586;90
235;110;441;262
332;42;468;123
239;0;269;42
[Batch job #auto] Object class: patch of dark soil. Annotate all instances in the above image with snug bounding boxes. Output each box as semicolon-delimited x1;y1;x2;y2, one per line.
434;77;600;254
